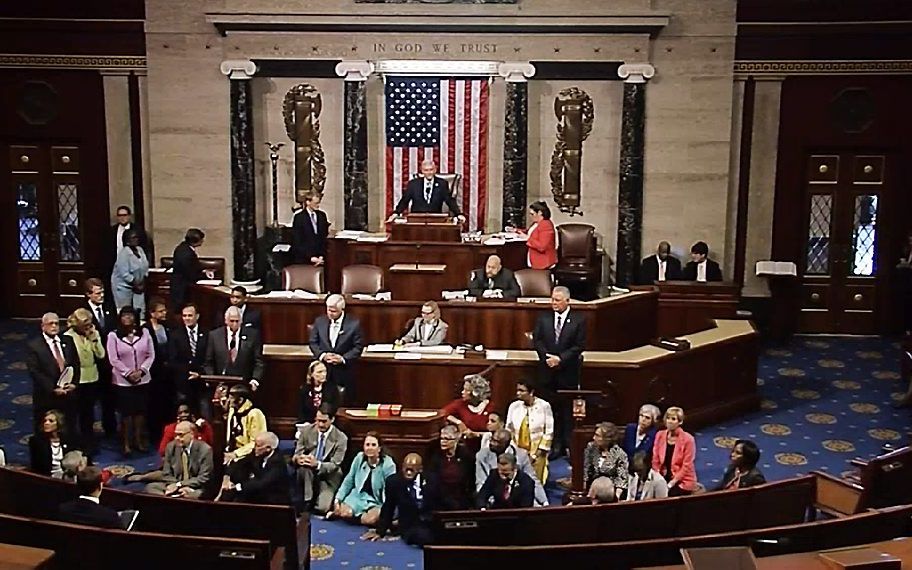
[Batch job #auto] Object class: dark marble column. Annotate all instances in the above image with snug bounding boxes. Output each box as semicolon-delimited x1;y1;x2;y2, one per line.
502;81;529;229
229;77;257;281
615;81;648;288
344;80;369;230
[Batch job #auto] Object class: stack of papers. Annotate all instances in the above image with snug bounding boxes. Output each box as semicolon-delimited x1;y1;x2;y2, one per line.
366;344;396;353
356;235;389;243
482;237;506;246
196;279;222;286
264;289;320;299
442;290;469;300
486;350;509;360
334;230;365;239
756;261;797;276
148;267;171;273
352;292;392;301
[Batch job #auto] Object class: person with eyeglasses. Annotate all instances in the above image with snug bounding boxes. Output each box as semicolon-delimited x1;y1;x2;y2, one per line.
426;425;474;510
397;301;449;347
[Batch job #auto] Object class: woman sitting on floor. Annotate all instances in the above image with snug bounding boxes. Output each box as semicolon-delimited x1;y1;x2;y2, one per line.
583;422;629;500
625;451;668;501
29;409;80;478
331;431;396;526
622;403;661;459
715;439;766;490
651;406;697;496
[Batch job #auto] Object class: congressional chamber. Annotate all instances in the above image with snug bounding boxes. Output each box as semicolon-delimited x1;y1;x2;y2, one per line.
3;0;912;568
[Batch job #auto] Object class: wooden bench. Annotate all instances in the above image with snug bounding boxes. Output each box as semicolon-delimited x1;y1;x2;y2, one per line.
432;475;816;546
0;468;308;570
812;445;912;516
0;512;281;570
425;504;912;569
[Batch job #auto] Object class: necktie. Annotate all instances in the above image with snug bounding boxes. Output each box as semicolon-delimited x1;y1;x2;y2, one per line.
228;334;237;364
424;183;432;204
502;479;511;501
51;338;65;372
188;328;197;357
94;306;104;327
316;433;325;461
554;314;564;340
329;320;340;347
181;449;190;481
310;210;318;233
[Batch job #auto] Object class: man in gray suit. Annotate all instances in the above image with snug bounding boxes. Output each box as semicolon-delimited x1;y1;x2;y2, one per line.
308;294;364;398
292;403;348;514
205;306;265;392
475;428;548;506
145;421;213;499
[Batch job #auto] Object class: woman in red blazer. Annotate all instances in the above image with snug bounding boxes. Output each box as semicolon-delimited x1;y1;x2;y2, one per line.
524;201;558;270
651;406;697;496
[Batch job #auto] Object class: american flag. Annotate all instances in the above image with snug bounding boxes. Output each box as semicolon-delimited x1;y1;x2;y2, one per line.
384;76;490;232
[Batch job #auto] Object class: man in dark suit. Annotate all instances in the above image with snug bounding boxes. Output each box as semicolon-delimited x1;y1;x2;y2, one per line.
168;302;209;412
390;160;465;220
291;191;330;266
227;285;261;330
308;294;364;399
204;306;265;392
366;453;440;546
58;466;123;529
638;241;682;284
27;313;79;433
467;255;522;300
82;278;117;437
221;431;290;505
144;420;214;499
682;241;723;282
169;228;208;311
533;286;586;458
476;453;535;510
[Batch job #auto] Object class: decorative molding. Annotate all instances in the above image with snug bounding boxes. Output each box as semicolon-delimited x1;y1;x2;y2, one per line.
220;59;257;79
497;62;536;83
375;59;500;76
617;63;655;84
734;60;912;76
335;60;374;82
0;54;146;70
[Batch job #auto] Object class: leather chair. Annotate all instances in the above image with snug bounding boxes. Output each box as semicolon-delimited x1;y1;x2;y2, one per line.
554;224;600;288
281;265;324;293
514;269;553;297
341;264;384;295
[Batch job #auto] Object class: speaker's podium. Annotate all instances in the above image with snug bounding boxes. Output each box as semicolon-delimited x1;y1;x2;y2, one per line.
390;213;462;243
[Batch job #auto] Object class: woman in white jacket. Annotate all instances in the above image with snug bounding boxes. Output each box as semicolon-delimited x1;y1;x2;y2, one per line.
625;450;669;501
506;379;554;485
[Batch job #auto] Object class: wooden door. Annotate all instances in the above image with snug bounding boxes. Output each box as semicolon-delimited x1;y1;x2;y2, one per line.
799;152;889;333
7;143;89;316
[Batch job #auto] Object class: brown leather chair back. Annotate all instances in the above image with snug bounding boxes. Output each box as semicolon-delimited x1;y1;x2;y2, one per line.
557;224;597;266
514;269;553;297
341;264;384;295
281;265;324;293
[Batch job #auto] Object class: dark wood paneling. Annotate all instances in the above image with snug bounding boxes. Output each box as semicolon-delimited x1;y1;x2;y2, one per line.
0;20;145;56
736;23;912;61
737;0;912;23
0;1;144;19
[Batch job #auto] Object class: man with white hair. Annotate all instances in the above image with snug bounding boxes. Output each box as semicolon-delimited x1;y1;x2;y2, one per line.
221;431;290;505
204;305;264;392
390;159;465;221
27;313;80;431
308;294;364;400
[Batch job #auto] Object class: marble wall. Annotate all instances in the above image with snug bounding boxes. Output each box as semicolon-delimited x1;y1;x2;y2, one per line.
145;0;737;280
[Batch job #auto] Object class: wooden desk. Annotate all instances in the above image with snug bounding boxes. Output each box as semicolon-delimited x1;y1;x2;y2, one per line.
326;237;527;300
0;543;54;570
632;281;740;337
639;537;912;569
262;319;759;437
192;285;659;350
336;408;447;463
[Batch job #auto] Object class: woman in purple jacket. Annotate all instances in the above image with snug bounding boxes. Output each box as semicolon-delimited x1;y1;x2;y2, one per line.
107;307;154;456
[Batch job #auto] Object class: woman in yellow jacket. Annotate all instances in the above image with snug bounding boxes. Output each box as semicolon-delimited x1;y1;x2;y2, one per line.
223;383;267;464
64;308;105;453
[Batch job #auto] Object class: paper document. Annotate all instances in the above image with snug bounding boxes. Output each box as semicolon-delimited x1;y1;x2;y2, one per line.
394;352;422;360
410;345;453;355
756;261;797;276
195;279;222;286
486;350;509;360
147;267;170;273
442;290;469;300
271;243;291;253
356;235;389;243
335;230;365;239
366;344;396;353
57;367;74;389
482;237;506;246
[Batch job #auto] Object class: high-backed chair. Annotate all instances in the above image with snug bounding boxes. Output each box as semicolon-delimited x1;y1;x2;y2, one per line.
554;224;600;288
281;265;324;293
514;269;553;297
341;264;384;295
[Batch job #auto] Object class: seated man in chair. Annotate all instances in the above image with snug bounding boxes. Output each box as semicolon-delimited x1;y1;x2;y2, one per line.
682;241;723;282
389;160;465;222
468;255;521;300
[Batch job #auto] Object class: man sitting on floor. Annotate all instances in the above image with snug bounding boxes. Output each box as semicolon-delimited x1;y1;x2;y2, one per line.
476;453;535;510
145;420;213;499
221;431;290;505
365;453;440;547
476;428;548;506
293;403;348;514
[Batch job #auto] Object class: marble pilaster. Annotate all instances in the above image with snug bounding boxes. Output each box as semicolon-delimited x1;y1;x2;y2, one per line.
221;60;258;282
336;61;373;230
614;63;653;288
498;62;535;229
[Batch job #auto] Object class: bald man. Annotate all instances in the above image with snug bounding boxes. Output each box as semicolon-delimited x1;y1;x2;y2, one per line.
638;241;682;284
145;420;213;499
468;255;521;300
27;313;80;431
367;453;439;546
391;160;464;220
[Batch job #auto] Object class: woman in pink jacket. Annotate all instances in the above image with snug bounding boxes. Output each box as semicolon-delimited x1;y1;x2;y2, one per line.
651;406;697;496
107;307;154;456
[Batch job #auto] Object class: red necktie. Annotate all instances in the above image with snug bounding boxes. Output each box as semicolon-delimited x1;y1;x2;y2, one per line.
502;480;511;501
51;338;65;372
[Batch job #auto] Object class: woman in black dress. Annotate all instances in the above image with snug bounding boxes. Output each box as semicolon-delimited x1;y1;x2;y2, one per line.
298;360;340;424
29;409;80;478
144;297;173;445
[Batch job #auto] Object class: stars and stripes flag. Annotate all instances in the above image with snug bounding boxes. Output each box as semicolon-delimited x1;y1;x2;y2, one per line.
384;76;490;231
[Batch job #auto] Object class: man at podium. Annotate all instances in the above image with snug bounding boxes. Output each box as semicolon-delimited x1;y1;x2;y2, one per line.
390;160;465;222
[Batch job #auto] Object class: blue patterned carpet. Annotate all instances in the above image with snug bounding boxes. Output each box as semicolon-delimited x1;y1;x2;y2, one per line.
0;319;910;569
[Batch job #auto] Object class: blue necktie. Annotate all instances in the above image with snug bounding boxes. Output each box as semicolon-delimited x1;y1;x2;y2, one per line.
316;433;325;461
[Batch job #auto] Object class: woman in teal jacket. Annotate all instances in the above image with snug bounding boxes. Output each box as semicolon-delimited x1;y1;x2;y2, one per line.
331;431;396;526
